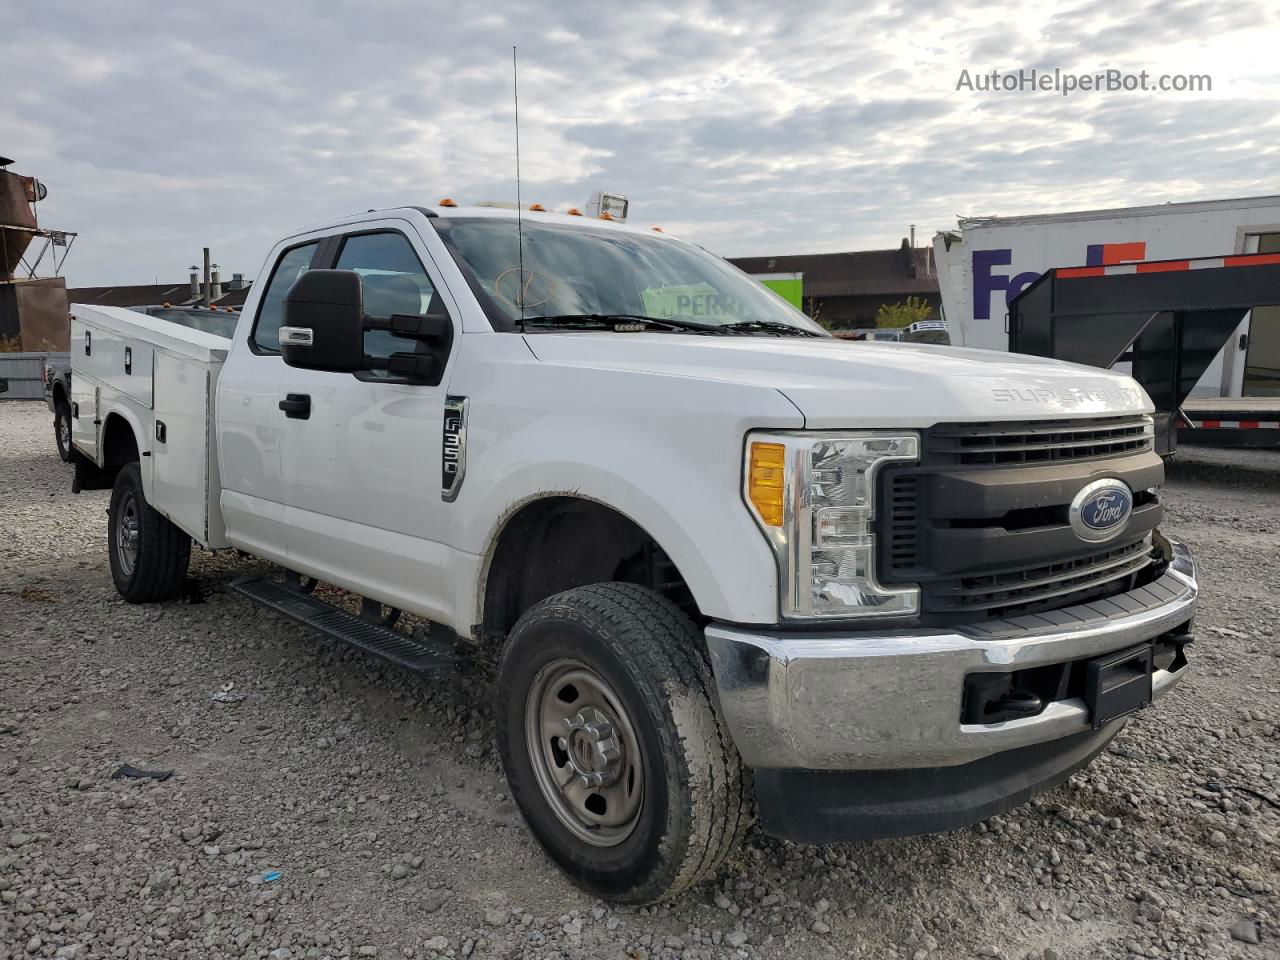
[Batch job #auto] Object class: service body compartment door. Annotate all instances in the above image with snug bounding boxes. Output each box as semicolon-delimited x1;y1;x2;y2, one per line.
69;318;99;457
93;324;155;407
151;351;222;546
70;379;99;457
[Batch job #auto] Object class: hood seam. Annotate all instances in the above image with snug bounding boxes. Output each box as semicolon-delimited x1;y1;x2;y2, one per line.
774;388;807;428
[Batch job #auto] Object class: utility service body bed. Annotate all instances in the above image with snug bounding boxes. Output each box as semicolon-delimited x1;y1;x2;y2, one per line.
68;303;231;549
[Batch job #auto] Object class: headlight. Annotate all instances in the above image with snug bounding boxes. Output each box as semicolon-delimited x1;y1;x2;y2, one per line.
744;432;920;620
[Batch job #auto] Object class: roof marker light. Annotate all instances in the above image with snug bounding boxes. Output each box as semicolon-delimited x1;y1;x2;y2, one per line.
438;198;458;207
528;203;545;212
566;207;583;216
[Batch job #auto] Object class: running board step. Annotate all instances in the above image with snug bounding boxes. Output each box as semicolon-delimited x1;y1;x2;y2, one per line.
229;576;455;676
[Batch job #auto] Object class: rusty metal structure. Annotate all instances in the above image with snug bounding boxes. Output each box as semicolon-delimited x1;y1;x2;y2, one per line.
1;156;76;351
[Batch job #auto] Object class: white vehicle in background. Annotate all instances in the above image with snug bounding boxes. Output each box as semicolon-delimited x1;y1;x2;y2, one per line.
933;194;1280;401
906;319;948;337
68;200;1197;903
852;328;903;342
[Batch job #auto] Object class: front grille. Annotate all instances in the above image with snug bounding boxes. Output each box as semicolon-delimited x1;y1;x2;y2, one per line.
879;414;1166;624
925;537;1155;618
929;415;1153;465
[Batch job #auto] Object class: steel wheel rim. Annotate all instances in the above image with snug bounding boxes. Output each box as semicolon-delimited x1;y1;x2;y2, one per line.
58;412;70;450
116;491;140;578
524;658;645;847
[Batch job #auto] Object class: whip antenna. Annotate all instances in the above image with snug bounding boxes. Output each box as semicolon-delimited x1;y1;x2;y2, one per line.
513;46;526;328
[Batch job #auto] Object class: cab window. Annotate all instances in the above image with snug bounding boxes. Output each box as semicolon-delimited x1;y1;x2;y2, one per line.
335;231;442;373
251;241;320;352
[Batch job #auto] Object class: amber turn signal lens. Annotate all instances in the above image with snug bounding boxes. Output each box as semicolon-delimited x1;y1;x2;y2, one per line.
748;442;786;527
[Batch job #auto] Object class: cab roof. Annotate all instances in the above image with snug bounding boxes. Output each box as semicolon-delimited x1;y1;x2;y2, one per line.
293;204;677;242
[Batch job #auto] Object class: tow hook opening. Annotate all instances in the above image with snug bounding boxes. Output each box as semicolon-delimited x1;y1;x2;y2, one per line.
961;620;1193;726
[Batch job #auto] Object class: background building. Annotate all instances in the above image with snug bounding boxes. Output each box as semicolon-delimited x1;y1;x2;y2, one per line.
68;272;251;310
730;238;939;331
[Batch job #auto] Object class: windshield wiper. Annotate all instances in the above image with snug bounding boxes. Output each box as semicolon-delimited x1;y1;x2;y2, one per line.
718;320;826;337
520;314;727;334
521;314;825;337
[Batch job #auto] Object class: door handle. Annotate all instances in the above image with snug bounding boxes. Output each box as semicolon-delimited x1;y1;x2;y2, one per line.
279;394;311;419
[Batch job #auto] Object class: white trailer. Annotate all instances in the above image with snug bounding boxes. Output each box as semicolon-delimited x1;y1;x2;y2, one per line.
933;195;1280;401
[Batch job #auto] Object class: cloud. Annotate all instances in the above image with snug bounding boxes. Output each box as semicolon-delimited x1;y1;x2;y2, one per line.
1;0;1276;285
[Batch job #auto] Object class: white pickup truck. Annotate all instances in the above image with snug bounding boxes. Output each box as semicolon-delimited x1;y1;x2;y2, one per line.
68;203;1198;903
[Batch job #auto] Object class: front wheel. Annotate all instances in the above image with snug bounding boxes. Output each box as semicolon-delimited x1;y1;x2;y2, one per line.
107;462;191;603
54;401;73;462
495;582;751;903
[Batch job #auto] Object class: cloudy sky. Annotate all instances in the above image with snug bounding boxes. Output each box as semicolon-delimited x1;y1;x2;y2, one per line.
4;0;1278;286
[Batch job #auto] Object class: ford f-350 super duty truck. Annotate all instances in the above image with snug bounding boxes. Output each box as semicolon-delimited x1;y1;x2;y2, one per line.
68;203;1197;903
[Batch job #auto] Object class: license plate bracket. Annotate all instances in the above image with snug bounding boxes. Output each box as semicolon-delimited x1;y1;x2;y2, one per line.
1085;642;1153;728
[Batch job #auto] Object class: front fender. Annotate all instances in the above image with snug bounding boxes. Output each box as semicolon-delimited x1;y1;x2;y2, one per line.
447;354;805;625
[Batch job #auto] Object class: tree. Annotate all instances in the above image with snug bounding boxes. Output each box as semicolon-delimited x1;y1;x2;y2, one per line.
803;296;831;330
875;296;933;329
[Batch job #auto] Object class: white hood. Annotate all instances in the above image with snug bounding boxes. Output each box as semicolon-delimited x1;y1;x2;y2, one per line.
522;333;1151;428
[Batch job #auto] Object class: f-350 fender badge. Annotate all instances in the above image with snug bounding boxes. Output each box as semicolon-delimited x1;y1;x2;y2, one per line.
442;396;468;502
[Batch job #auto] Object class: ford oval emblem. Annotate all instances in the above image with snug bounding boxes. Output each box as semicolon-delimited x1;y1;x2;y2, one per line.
1069;479;1133;542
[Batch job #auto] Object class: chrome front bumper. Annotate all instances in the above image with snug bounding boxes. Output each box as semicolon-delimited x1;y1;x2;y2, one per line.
705;540;1197;771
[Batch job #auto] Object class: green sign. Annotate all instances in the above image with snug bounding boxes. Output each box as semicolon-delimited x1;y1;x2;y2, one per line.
751;271;803;310
640;271;805;319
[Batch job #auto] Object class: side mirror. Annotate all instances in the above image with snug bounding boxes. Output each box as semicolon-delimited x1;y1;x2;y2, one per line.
280;268;454;385
280;269;365;373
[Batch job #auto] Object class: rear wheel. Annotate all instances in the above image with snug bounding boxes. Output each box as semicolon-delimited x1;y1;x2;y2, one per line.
495;582;751;903
54;401;73;462
107;462;191;603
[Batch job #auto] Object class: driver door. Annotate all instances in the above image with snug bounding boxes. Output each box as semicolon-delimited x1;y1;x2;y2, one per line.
276;223;458;620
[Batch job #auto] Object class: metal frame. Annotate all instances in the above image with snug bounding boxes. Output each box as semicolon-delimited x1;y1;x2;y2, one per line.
1008;254;1280;453
16;228;78;279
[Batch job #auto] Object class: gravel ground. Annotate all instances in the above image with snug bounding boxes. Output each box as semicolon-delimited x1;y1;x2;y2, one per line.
1;400;1277;960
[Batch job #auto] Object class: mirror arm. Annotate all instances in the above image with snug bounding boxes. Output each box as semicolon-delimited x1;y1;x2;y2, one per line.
363;352;438;381
363;313;450;340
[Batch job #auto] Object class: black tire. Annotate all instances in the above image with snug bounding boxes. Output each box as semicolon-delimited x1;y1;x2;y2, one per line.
107;462;191;603
495;582;752;903
54;401;73;462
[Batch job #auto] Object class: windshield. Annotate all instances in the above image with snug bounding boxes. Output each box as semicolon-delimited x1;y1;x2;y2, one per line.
432;217;826;336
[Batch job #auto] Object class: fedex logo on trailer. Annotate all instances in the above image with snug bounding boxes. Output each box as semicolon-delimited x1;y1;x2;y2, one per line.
973;242;1147;319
